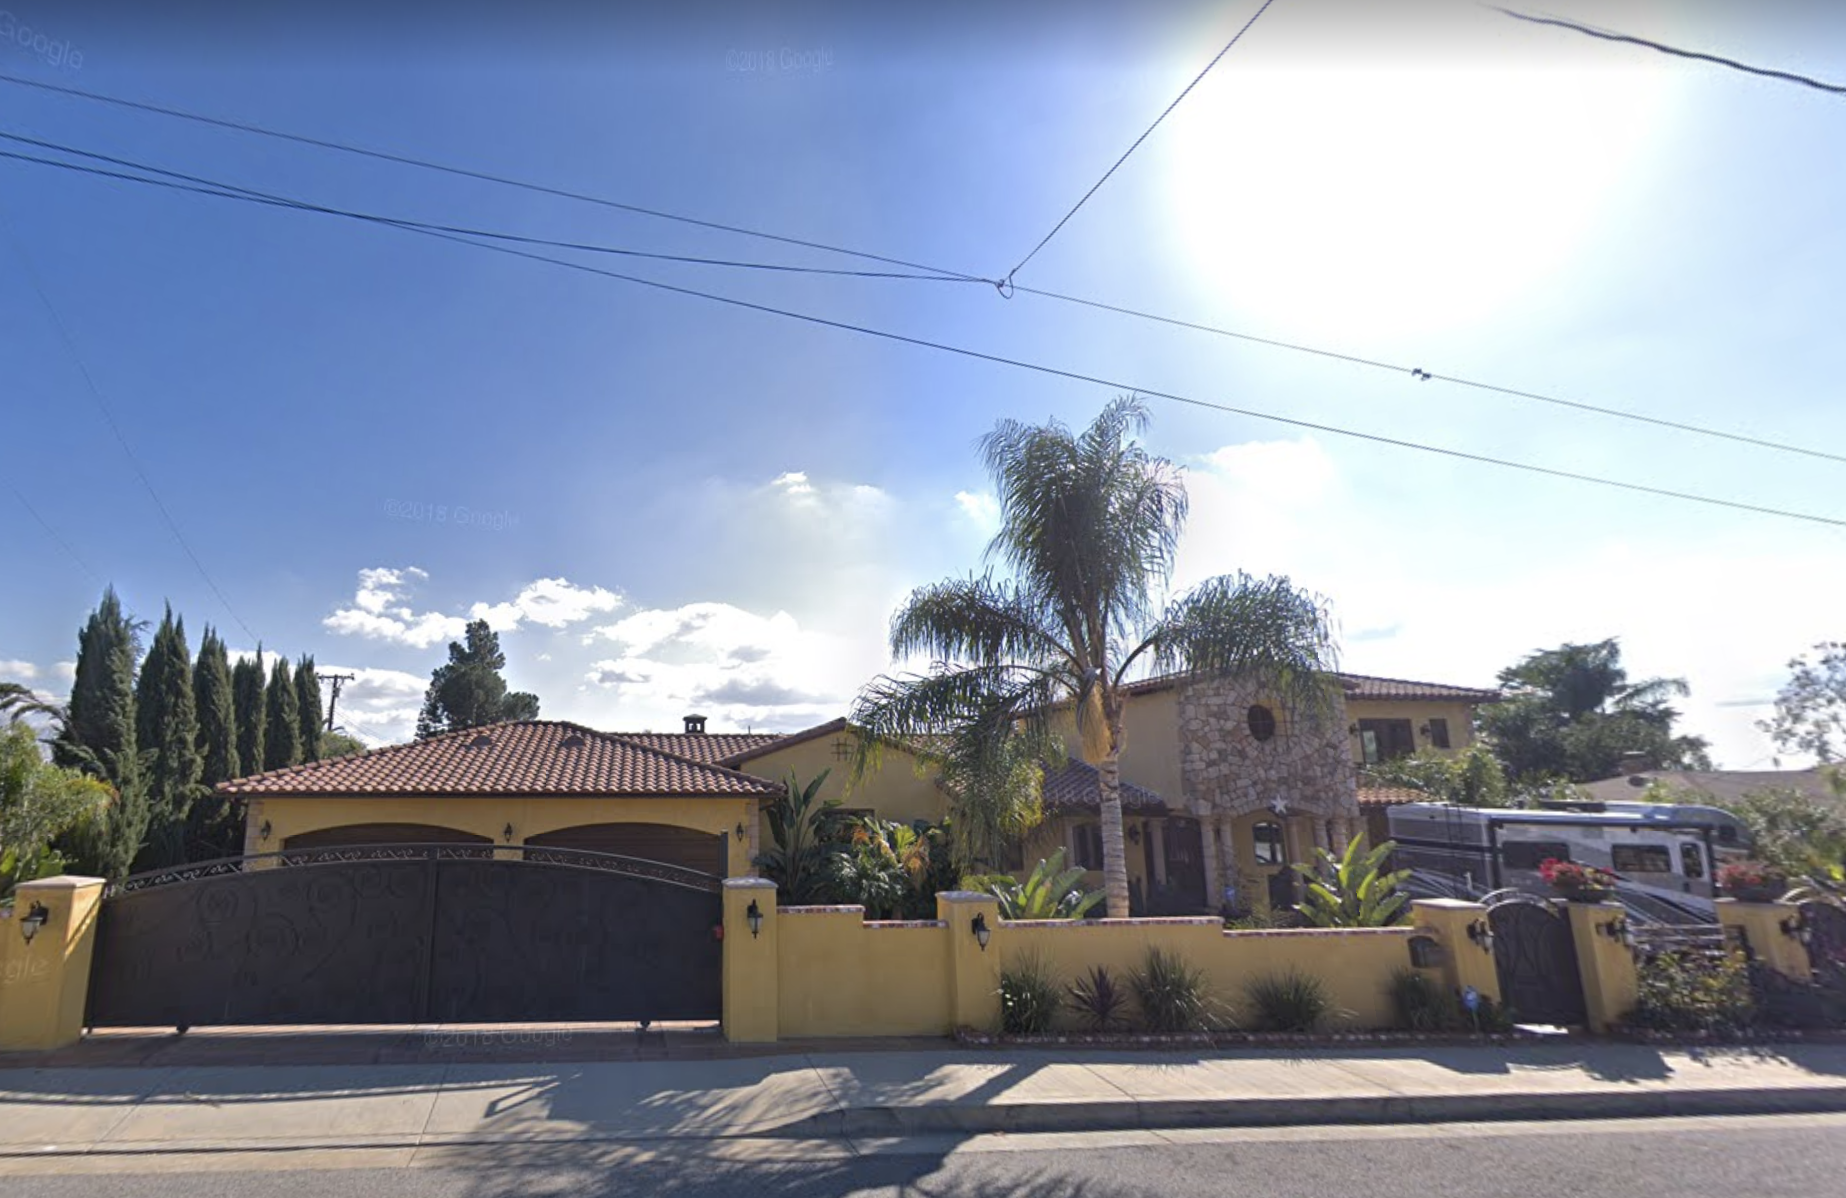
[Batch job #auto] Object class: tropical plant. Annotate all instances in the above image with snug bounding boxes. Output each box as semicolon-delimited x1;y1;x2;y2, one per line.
1292;836;1412;928
1627;950;1755;1035
851;398;1341;917
925;731;1048;876
1362;743;1518;808
753;769;843;904
967;848;1104;920
1245;970;1336;1032
1;723;111;901
0;681;61;726
1129;945;1212;1033
826;816;913;918
998;952;1062;1035
1067;964;1130;1032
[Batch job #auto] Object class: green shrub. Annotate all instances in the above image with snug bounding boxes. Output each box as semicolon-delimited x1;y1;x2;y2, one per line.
1245;970;1336;1032
1067;965;1130;1032
1388;968;1463;1032
965;848;1104;920
998;952;1061;1035
1627;950;1756;1035
1130;946;1212;1033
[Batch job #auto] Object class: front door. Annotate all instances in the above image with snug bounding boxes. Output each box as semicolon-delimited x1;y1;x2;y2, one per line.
1157;818;1207;913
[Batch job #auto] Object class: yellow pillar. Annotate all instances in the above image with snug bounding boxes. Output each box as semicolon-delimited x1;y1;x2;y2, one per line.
1564;901;1638;1034
1410;898;1502;1007
1717;899;1811;981
937;890;1002;1033
0;875;106;1052
722;877;778;1043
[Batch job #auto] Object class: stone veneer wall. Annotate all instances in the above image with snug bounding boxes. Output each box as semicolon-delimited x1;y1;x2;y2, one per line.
1176;675;1357;818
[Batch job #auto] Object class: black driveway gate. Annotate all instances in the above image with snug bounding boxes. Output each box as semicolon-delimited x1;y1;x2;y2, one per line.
84;844;723;1028
1488;895;1588;1026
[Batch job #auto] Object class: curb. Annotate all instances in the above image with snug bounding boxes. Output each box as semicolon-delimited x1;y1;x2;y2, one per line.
779;1085;1846;1138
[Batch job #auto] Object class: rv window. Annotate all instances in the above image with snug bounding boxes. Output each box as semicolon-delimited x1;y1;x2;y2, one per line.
1611;844;1673;873
1501;841;1572;870
1252;820;1285;866
1681;842;1705;879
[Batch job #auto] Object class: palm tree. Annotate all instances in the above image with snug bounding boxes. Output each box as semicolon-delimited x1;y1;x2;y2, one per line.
852;398;1340;915
0;682;63;726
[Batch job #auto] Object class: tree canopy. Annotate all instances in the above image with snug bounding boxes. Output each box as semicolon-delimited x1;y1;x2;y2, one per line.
50;586;147;880
1;723;111;900
1761;642;1846;765
1478;638;1711;782
415;620;540;738
133;606;202;871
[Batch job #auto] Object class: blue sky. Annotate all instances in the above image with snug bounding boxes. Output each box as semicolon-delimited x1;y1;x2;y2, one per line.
4;0;1845;765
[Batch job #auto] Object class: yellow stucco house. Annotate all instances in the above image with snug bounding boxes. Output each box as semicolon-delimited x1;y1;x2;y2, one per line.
226;672;1496;917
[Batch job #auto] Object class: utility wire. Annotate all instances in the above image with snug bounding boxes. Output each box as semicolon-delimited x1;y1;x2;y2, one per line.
0;209;260;642
0;133;970;283
8;485;103;585
23;159;1823;533
9;130;1843;469
1494;6;1846;97
1005;0;1277;285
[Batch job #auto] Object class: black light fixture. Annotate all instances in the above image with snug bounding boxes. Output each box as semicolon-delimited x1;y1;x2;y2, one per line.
971;912;991;952
1418;722;1433;739
258;819;272;843
1466;919;1494;953
503;823;515;843
746;899;764;939
1126;823;1141;845
1597;917;1634;948
736;821;747;839
1782;914;1811;944
19;902;49;946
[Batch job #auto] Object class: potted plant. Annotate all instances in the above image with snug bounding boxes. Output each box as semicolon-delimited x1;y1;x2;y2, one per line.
1538;858;1619;903
1715;860;1786;904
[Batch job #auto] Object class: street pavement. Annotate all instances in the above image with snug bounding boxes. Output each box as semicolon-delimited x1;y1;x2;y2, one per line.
1;1040;1845;1162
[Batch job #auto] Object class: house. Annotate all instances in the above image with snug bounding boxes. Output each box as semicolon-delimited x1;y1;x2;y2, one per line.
226;672;1498;916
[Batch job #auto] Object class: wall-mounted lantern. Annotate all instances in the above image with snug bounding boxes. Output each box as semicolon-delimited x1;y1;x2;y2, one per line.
746;899;764;939
1597;917;1634;948
736;821;747;839
503;823;515;844
1418;722;1433;739
971;912;991;952
1466;919;1495;954
1126;823;1141;845
19;902;49;946
1781;914;1811;945
258;819;273;843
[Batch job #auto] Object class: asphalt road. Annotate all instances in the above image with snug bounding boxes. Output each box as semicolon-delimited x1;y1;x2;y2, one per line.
3;1113;1841;1197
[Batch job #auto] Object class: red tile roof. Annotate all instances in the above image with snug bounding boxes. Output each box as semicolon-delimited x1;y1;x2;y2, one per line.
1041;760;1167;814
220;721;781;798
612;731;783;765
1356;786;1431;808
1120;671;1499;704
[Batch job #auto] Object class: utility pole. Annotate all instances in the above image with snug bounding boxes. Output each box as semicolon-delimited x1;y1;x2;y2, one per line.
321;673;356;730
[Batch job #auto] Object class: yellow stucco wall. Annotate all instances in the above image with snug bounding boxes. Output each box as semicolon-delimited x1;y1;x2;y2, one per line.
1023;815;1159;900
735;734;949;827
245;795;758;876
0;876;106;1051
1116;688;1182;802
776;909;952;1037
1347;699;1478;761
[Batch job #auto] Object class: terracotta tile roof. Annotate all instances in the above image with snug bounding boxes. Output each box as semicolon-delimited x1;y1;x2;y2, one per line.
1356;786;1431;808
1041;760;1167;814
717;719;947;768
220;721;781;798
1119;671;1499;703
611;731;783;765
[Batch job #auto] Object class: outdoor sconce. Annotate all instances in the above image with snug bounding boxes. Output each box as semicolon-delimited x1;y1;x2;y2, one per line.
736;821;747;839
1127;824;1141;845
1418;722;1433;739
746;899;764;939
1781;915;1811;945
503;823;515;844
1347;723;1359;736
1598;917;1634;948
258;819;272;843
18;902;49;946
1466;919;1495;954
971;912;991;952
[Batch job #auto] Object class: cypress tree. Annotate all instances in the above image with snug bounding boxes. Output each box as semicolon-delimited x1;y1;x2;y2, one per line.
232;648;266;777
189;626;241;860
134;606;201;870
416;620;541;738
263;656;301;770
295;655;322;763
51;586;148;880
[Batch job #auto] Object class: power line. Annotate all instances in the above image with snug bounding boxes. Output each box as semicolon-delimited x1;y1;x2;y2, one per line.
58;172;1828;532
1005;0;1278;285
1494;7;1846;97
0;209;261;643
0;134;976;284
9;130;1843;470
8;485;102;585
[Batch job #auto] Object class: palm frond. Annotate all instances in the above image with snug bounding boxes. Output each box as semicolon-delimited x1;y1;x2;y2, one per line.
888;575;1073;672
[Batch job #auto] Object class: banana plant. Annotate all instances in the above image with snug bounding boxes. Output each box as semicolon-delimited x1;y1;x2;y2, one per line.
753;769;842;903
1292;836;1413;928
967;848;1105;920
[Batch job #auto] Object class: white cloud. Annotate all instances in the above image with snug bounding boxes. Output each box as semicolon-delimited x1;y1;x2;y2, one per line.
317;664;429;747
955;490;1000;534
771;471;815;497
324;568;619;649
52;661;75;682
0;660;38;680
470;578;623;630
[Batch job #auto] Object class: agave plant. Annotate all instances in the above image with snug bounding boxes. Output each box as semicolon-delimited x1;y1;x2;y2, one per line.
1291;836;1412;928
968;848;1105;920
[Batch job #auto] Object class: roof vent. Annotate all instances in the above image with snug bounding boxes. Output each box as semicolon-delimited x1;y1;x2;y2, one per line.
467;733;493;749
559;733;585;749
683;714;707;735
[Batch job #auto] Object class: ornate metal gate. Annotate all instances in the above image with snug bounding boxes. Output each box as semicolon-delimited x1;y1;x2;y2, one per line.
1801;900;1846;981
1488;896;1587;1026
85;844;723;1028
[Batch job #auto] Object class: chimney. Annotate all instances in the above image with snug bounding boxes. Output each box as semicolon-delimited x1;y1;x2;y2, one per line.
683;713;708;735
1619;750;1651;779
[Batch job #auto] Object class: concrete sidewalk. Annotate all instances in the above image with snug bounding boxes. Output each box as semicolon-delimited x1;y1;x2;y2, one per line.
3;1042;1846;1157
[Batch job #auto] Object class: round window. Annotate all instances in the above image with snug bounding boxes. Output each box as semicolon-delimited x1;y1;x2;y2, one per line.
1246;704;1277;742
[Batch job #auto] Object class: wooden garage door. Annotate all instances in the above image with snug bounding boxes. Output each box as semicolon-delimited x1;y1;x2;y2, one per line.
524;823;724;874
283;823;493;851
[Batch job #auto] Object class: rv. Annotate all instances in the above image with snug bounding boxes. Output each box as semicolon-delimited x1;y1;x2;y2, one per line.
1384;799;1752;924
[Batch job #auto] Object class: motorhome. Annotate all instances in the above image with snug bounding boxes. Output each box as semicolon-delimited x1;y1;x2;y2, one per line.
1385;799;1752;924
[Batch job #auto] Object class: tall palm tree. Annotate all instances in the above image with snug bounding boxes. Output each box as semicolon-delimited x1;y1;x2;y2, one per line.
853;398;1340;915
0;682;63;726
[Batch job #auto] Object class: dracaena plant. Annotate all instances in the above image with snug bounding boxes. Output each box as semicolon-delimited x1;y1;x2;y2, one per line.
1291;837;1412;928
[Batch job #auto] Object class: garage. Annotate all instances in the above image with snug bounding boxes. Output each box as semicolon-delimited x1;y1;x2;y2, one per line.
523;822;726;875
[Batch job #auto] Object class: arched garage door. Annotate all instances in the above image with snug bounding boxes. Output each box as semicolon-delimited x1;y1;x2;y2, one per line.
525;822;725;875
283;823;493;854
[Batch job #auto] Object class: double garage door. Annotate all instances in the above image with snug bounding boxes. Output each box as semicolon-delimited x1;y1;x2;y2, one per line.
283;821;727;875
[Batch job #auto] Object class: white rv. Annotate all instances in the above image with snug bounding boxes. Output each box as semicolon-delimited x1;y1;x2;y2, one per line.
1384;799;1752;924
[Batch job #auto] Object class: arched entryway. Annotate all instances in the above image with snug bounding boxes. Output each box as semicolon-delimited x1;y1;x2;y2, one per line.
524;822;725;875
283;823;493;851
